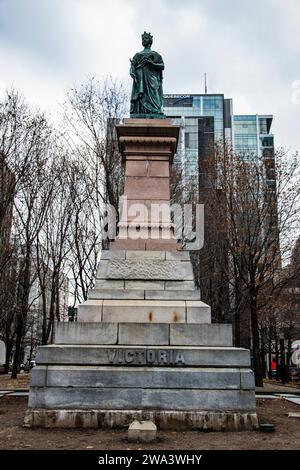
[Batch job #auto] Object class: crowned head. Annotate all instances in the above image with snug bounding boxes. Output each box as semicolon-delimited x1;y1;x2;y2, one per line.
142;31;153;47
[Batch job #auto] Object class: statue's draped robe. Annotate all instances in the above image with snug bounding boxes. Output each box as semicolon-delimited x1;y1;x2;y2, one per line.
130;49;164;116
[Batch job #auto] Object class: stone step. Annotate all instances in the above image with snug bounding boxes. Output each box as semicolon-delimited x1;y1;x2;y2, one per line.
88;288;201;301
24;408;259;431
54;322;232;346
28;387;256;412
100;250;191;261
31;365;254;390
35;345;250;367
77;299;211;323
93;279;196;291
88;289;145;300
145;290;201;300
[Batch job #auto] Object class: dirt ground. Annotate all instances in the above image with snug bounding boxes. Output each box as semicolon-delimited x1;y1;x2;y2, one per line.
0;397;299;450
0;373;30;390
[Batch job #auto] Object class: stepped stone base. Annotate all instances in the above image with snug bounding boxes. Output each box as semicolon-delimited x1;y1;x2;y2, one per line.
26;324;257;430
25;120;258;432
24;409;259;431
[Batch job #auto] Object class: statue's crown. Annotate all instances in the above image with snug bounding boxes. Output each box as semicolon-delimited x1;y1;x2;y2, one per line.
142;31;153;41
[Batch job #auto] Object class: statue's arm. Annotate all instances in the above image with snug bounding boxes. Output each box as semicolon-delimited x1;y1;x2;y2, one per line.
151;61;164;71
130;59;136;81
147;54;164;70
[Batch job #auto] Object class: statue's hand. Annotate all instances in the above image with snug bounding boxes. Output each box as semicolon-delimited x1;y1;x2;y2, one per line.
141;55;153;66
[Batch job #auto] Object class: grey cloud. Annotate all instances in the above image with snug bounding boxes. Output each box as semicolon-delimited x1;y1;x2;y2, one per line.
0;0;298;150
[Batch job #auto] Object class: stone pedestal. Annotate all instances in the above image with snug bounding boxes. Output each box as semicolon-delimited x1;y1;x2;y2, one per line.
25;120;258;431
112;119;180;251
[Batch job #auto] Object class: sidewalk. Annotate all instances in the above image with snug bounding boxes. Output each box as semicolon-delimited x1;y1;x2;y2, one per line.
256;380;300;394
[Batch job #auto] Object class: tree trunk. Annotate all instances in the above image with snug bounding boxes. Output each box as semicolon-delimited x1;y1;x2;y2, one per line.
260;334;266;378
275;337;280;381
234;280;241;347
11;254;31;379
11;317;23;379
268;336;273;380
4;342;12;374
250;294;263;387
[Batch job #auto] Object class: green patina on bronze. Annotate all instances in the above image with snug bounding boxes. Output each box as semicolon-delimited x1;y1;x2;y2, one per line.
130;32;165;118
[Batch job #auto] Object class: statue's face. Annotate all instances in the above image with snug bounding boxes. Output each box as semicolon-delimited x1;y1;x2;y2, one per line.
142;35;152;47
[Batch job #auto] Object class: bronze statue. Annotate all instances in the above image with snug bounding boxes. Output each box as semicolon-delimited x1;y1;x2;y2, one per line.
130;32;165;118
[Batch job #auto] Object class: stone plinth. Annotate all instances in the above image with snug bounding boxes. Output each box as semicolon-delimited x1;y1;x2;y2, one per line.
111;119;180;251
25;119;258;431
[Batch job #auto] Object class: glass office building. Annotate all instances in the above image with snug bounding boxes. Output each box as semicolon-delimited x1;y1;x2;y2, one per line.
233;115;274;160
163;94;233;182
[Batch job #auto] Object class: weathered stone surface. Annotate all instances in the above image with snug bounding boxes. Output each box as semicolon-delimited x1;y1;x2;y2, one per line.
170;323;233;346
111;239;147;250
102;300;186;323
101;250;125;260
30;366;47;387
44;366;246;390
96;260;109;279
106;260;194;281
94;280;125;290
77;300;103;322
125;177;170;200
186;301;211;323
88;289;145;300
118;323;169;345
125;160;148;177
125;280;165;290
55;322;118;345
165;251;190;260
24;409;259;430
165;281;195;290
149;161;169;177
36;345;251;367
145;290;201;300
128;420;157;442
126;250;165;260
241;370;255;390
145;240;180;251
28;387;256;411
24;409;98;428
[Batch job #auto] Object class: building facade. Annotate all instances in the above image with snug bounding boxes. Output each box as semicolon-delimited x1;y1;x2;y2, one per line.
233;114;274;160
164;94;233;323
163;95;276;341
163;94;233;183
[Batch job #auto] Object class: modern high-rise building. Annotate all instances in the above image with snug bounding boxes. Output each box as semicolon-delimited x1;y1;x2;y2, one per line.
163;94;233;322
163;95;277;336
233;114;274;160
163;94;233;182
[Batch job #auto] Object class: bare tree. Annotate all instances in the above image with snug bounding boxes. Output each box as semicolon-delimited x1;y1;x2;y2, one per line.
35;147;74;344
9;110;53;378
0;90;54;375
64;77;127;209
61;77;127;302
203;145;300;386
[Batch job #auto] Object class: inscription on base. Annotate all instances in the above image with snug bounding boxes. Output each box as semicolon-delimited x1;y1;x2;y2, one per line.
107;349;185;366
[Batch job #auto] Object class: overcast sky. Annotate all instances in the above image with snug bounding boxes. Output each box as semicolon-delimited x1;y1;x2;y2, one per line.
0;0;299;151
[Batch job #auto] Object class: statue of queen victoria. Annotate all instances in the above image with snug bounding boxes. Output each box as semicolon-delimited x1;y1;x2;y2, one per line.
130;32;165;118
